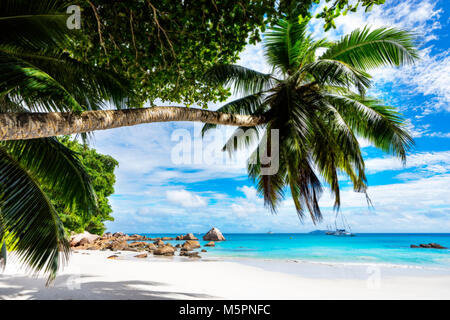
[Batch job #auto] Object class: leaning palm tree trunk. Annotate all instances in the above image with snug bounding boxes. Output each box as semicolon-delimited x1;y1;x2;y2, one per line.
0;107;266;141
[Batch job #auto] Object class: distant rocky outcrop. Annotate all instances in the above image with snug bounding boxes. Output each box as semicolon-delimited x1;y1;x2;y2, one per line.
70;231;100;247
203;227;225;241
102;232;113;239
113;232;126;238
411;243;447;249
308;230;328;235
177;233;198;240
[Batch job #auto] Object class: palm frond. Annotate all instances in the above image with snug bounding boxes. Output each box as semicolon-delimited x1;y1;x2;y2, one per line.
264;18;310;73
2;45;132;110
0;46;133;112
204;64;274;96
301;59;372;95
0;50;83;112
0;147;69;284
0;0;71;50
222;126;261;157
290;159;323;223
2;137;97;218
325;94;414;162
320;26;419;70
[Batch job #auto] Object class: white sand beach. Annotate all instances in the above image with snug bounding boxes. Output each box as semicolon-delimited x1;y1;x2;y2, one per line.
1;250;449;300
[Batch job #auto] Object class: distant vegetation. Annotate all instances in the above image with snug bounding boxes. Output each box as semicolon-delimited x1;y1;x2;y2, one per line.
43;137;118;236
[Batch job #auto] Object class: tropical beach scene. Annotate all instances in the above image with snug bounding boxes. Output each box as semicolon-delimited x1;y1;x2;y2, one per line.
0;0;449;302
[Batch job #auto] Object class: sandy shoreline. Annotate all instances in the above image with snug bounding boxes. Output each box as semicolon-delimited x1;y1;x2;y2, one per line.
1;250;449;300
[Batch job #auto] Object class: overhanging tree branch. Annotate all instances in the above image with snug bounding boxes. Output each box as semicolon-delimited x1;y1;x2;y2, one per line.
0;107;266;141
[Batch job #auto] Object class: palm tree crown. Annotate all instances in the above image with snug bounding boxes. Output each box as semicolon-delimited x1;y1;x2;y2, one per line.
203;18;418;223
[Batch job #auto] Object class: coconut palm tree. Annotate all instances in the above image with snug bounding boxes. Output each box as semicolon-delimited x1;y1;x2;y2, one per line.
201;18;418;223
0;0;131;282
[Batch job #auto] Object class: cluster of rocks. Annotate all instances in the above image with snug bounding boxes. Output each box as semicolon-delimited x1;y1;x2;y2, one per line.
175;233;198;241
70;227;226;260
410;243;447;249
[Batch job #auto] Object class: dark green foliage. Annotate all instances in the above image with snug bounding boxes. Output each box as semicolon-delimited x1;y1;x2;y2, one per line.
69;0;384;107
315;0;386;31
43;137;118;236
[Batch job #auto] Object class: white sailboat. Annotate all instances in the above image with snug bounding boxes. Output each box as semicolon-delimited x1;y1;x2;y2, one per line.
325;215;355;236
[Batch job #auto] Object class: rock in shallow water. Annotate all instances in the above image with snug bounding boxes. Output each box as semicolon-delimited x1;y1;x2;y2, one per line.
182;240;200;249
153;246;175;256
204;241;215;247
203;227;225;241
182;233;198;240
411;243;447;249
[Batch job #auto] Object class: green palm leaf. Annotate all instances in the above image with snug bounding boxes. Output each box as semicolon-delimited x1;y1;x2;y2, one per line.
326;94;413;161
0;147;69;284
2;137;97;218
0;50;83;112
264;18;310;73
204;64;274;96
320;26;419;70
301;59;372;95
0;0;70;50
2;45;132;111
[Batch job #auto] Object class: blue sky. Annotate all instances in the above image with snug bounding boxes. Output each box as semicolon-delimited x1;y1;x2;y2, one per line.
90;0;450;233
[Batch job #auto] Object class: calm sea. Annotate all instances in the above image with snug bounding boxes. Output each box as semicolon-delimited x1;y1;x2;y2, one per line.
137;233;450;268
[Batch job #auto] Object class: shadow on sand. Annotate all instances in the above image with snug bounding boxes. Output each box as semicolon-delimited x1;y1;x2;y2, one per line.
0;273;215;300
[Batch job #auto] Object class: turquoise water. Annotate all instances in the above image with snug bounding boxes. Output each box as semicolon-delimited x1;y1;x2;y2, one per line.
137;233;450;268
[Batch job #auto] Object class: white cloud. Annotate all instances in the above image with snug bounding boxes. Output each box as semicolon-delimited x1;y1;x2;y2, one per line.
236;42;271;74
371;48;450;113
237;185;258;201
319;174;450;209
308;0;449;114
365;151;450;173
310;0;442;41
231;186;260;216
427;132;450;138
166;189;207;208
